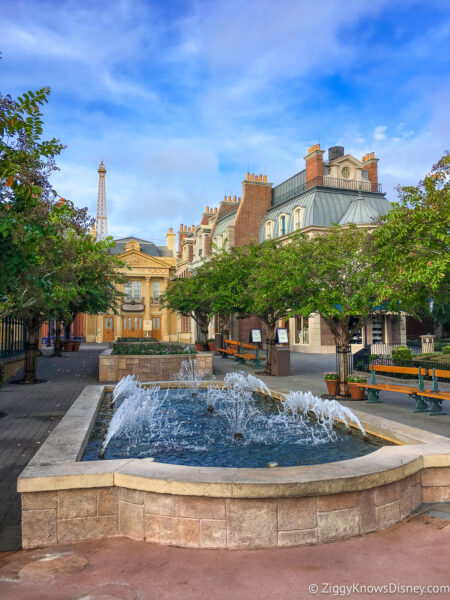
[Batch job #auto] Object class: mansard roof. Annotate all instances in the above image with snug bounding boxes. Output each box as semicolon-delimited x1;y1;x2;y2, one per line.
338;192;387;225
259;188;391;241
212;211;237;237
110;237;173;257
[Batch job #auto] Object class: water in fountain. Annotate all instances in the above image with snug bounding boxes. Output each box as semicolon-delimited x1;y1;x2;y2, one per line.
172;358;203;382
88;372;376;467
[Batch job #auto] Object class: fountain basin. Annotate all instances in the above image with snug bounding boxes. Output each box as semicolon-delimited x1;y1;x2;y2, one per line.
18;382;450;550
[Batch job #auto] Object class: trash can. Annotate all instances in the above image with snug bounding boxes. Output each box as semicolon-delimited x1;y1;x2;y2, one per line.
271;344;290;376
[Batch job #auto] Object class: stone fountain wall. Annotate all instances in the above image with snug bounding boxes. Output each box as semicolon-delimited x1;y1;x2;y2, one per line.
99;350;213;382
20;467;450;549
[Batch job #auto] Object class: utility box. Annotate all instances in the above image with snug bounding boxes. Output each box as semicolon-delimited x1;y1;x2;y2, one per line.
271;344;290;376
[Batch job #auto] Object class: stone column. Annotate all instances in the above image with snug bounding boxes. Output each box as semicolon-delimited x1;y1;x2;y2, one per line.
162;279;168;340
421;335;434;354
144;277;151;322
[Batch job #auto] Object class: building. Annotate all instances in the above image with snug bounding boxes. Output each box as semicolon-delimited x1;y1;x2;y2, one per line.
175;144;406;353
84;233;177;342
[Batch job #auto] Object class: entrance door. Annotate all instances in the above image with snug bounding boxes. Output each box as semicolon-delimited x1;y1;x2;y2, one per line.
122;316;143;338
103;316;114;342
151;316;161;340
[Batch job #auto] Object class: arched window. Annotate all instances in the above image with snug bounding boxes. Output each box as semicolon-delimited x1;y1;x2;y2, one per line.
279;214;286;236
266;220;274;239
294;207;305;230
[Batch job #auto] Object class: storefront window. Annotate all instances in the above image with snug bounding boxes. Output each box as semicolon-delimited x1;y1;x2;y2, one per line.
295;317;309;344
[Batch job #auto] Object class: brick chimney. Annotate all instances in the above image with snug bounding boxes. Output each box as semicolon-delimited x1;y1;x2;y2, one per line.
304;144;325;189
361;152;379;192
233;172;272;246
177;224;189;254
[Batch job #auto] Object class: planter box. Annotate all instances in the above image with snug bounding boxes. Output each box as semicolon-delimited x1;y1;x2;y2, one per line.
99;349;213;382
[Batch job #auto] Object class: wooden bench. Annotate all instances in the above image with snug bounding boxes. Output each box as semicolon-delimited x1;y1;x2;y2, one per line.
354;364;449;415
235;342;263;368
218;339;240;358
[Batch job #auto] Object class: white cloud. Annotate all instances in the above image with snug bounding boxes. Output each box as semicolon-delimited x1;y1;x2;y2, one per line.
374;126;387;141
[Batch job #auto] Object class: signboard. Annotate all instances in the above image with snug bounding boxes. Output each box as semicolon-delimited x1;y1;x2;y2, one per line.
250;329;262;343
143;320;152;331
276;328;289;344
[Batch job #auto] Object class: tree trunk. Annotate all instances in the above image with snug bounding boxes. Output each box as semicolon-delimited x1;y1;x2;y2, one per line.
337;335;351;396
265;325;276;375
54;320;62;356
65;322;72;342
24;318;40;383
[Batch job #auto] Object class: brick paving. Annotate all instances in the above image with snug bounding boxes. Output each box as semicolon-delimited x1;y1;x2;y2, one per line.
0;344;107;552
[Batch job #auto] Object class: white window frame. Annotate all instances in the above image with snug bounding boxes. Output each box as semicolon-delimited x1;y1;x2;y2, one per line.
294;207;305;230
266;220;274;239
278;214;288;236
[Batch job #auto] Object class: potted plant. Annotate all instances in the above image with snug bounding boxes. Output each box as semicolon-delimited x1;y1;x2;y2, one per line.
62;340;74;352
207;338;215;352
72;340;81;352
195;340;206;352
324;372;338;395
347;375;367;400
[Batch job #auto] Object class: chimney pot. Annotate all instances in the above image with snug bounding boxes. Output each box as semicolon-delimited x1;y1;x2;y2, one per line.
168;227;173;233
250;173;255;181
263;175;267;182
246;172;250;180
214;207;217;213
233;195;236;202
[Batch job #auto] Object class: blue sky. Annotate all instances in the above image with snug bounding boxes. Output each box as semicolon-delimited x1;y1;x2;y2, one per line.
1;0;449;244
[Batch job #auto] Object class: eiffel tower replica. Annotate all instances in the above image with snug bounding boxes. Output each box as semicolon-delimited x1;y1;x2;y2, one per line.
96;161;108;240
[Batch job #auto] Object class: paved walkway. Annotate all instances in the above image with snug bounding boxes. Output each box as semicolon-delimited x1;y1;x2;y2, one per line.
0;513;448;599
0;345;448;555
0;344;107;552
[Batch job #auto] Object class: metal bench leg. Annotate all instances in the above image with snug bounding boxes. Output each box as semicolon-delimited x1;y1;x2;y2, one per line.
411;394;429;413
235;356;245;363
428;399;445;416
366;388;381;403
251;358;262;369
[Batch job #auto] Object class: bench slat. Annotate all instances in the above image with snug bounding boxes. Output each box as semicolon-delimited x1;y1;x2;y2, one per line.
370;365;422;375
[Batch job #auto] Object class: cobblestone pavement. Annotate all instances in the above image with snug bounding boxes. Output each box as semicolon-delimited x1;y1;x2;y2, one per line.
0;344;107;552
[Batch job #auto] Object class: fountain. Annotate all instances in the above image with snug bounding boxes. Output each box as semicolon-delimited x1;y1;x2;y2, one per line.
19;371;449;550
87;372;374;468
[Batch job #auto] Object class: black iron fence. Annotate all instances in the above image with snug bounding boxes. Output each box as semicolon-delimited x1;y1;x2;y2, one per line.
0;317;27;358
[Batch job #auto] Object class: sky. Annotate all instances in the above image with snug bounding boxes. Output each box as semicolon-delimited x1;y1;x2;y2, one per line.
1;0;449;244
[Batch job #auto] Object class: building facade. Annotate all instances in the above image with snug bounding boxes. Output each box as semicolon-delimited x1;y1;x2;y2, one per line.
175;144;406;353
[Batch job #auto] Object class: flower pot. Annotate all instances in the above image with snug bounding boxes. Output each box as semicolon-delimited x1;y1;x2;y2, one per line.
348;383;366;400
208;342;215;352
72;341;81;352
63;341;74;352
325;379;338;395
195;343;205;352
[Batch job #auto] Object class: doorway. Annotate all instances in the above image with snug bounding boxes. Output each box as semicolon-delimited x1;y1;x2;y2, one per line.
122;316;143;338
103;316;114;342
151;316;161;340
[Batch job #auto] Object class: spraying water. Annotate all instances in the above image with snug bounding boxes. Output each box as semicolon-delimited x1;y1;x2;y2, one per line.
95;373;369;466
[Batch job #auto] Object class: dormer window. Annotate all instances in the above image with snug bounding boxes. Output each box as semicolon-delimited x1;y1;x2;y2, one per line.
279;214;287;236
341;166;351;180
266;220;274;239
294;207;305;230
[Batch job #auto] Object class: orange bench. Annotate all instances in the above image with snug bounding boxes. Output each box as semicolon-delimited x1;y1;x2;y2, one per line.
354;364;449;415
235;342;263;368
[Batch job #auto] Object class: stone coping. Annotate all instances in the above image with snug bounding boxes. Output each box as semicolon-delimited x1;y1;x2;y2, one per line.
18;382;450;497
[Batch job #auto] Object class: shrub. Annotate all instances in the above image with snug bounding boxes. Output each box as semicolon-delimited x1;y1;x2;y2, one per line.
369;354;380;362
116;337;158;343
391;346;412;365
348;375;366;383
324;372;338;380
113;342;195;356
443;345;450;354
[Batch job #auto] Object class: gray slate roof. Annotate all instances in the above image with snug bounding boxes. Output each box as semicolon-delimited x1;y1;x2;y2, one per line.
110;237;173;257
259;188;391;241
213;211;237;238
338;192;388;225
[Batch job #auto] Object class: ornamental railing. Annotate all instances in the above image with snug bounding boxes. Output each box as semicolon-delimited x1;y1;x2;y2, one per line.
0;317;27;358
272;177;382;205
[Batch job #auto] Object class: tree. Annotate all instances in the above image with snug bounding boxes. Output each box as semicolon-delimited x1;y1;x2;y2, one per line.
375;152;450;309
161;273;213;346
205;241;309;374
287;226;397;394
0;87;66;316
